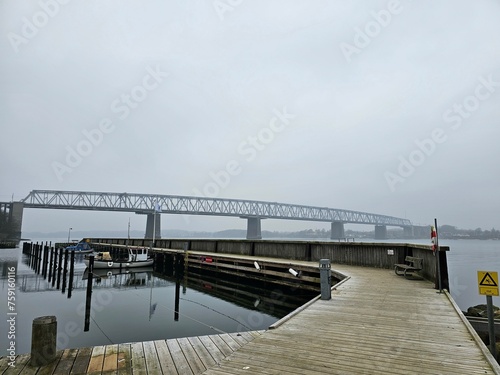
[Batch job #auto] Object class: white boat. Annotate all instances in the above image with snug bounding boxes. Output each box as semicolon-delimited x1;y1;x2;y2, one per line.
84;248;154;269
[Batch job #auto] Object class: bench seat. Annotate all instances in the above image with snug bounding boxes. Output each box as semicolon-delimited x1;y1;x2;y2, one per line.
394;256;423;279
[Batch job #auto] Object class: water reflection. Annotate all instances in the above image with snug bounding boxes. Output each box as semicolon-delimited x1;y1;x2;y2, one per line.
1;245;316;355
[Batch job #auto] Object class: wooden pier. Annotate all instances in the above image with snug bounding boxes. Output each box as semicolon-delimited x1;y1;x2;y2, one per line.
2;254;499;374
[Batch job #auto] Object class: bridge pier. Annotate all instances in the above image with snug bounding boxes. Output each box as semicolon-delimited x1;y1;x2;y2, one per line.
330;222;345;239
145;213;161;240
403;226;414;238
246;217;262;240
0;202;23;241
374;225;387;240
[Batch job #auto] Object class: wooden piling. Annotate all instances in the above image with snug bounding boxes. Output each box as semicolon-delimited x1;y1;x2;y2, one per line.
48;247;54;283
56;249;63;289
62;249;69;293
51;249;58;287
30;316;57;366
84;255;94;332
68;251;75;298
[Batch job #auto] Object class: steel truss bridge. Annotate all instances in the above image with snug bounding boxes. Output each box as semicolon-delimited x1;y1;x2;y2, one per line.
20;190;412;239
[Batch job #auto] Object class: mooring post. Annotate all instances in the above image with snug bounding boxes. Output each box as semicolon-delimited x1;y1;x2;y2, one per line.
56;249;63;290
68;251;75;299
84;255;94;331
30;316;57;366
62;249;69;293
48;247;54;283
319;259;332;300
51;249;58;287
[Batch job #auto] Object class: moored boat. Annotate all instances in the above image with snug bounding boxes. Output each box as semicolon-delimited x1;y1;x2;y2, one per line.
84;247;153;269
65;241;94;253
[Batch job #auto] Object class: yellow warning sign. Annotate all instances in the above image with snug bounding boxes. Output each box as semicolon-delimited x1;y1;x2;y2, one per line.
477;271;499;296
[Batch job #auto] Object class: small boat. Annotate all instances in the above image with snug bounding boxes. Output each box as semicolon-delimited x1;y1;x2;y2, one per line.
84;247;154;269
65;241;94;253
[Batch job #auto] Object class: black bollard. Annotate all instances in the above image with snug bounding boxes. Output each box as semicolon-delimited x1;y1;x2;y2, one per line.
30;316;57;366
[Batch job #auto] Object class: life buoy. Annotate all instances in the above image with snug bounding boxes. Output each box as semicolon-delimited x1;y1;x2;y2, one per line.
107;262;113;267
107;271;112;277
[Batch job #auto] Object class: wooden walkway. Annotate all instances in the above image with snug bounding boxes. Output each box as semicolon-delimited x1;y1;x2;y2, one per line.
203;264;500;375
2;262;499;374
0;331;260;375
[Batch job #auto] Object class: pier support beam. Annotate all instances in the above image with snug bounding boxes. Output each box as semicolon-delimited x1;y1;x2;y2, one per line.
246;217;262;240
145;213;161;239
330;222;345;239
403;226;414;238
374;225;387;240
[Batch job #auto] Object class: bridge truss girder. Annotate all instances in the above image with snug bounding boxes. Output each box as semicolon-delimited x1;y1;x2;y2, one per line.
21;190;412;227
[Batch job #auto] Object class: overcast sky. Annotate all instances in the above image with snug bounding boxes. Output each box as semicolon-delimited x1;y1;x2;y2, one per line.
1;0;499;235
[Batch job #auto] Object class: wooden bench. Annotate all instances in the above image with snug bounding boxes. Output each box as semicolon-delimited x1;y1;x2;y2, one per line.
394;256;423;279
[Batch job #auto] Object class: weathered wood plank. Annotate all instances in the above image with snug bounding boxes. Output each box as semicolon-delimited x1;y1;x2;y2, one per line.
187;337;216;369
206;335;233;358
87;346;105;374
70;347;92;374
130;342;146;375
197;335;226;364
218;334;241;352
102;345;118;374
142;341;162;374
35;350;65;375
116;344;131;375
53;349;78;374
153;340;177;375
177;337;205;374
227;332;249;346
2;354;36;375
166;339;193;375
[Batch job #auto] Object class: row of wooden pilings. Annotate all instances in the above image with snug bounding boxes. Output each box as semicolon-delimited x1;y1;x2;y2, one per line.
21;242;99;366
22;242;76;297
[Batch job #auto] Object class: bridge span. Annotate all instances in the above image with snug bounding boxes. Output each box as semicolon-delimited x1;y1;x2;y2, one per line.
2;189;413;240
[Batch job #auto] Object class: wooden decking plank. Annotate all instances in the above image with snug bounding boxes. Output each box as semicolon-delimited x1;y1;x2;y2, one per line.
142;341;162;374
2;354;35;375
152;340;177;375
130;342;146;375
197;335;226;364
177;337;205;374
35;350;65;375
218;334;241;351
116;344;131;375
70;347;92;374
206;335;233;357
53;348;78;374
186;337;216;369
87;346;105;374
101;344;118;374
227;332;249;346
166;339;193;375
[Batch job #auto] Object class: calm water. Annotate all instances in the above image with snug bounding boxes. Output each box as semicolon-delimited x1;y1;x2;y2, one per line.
0;242;314;355
1;238;499;355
